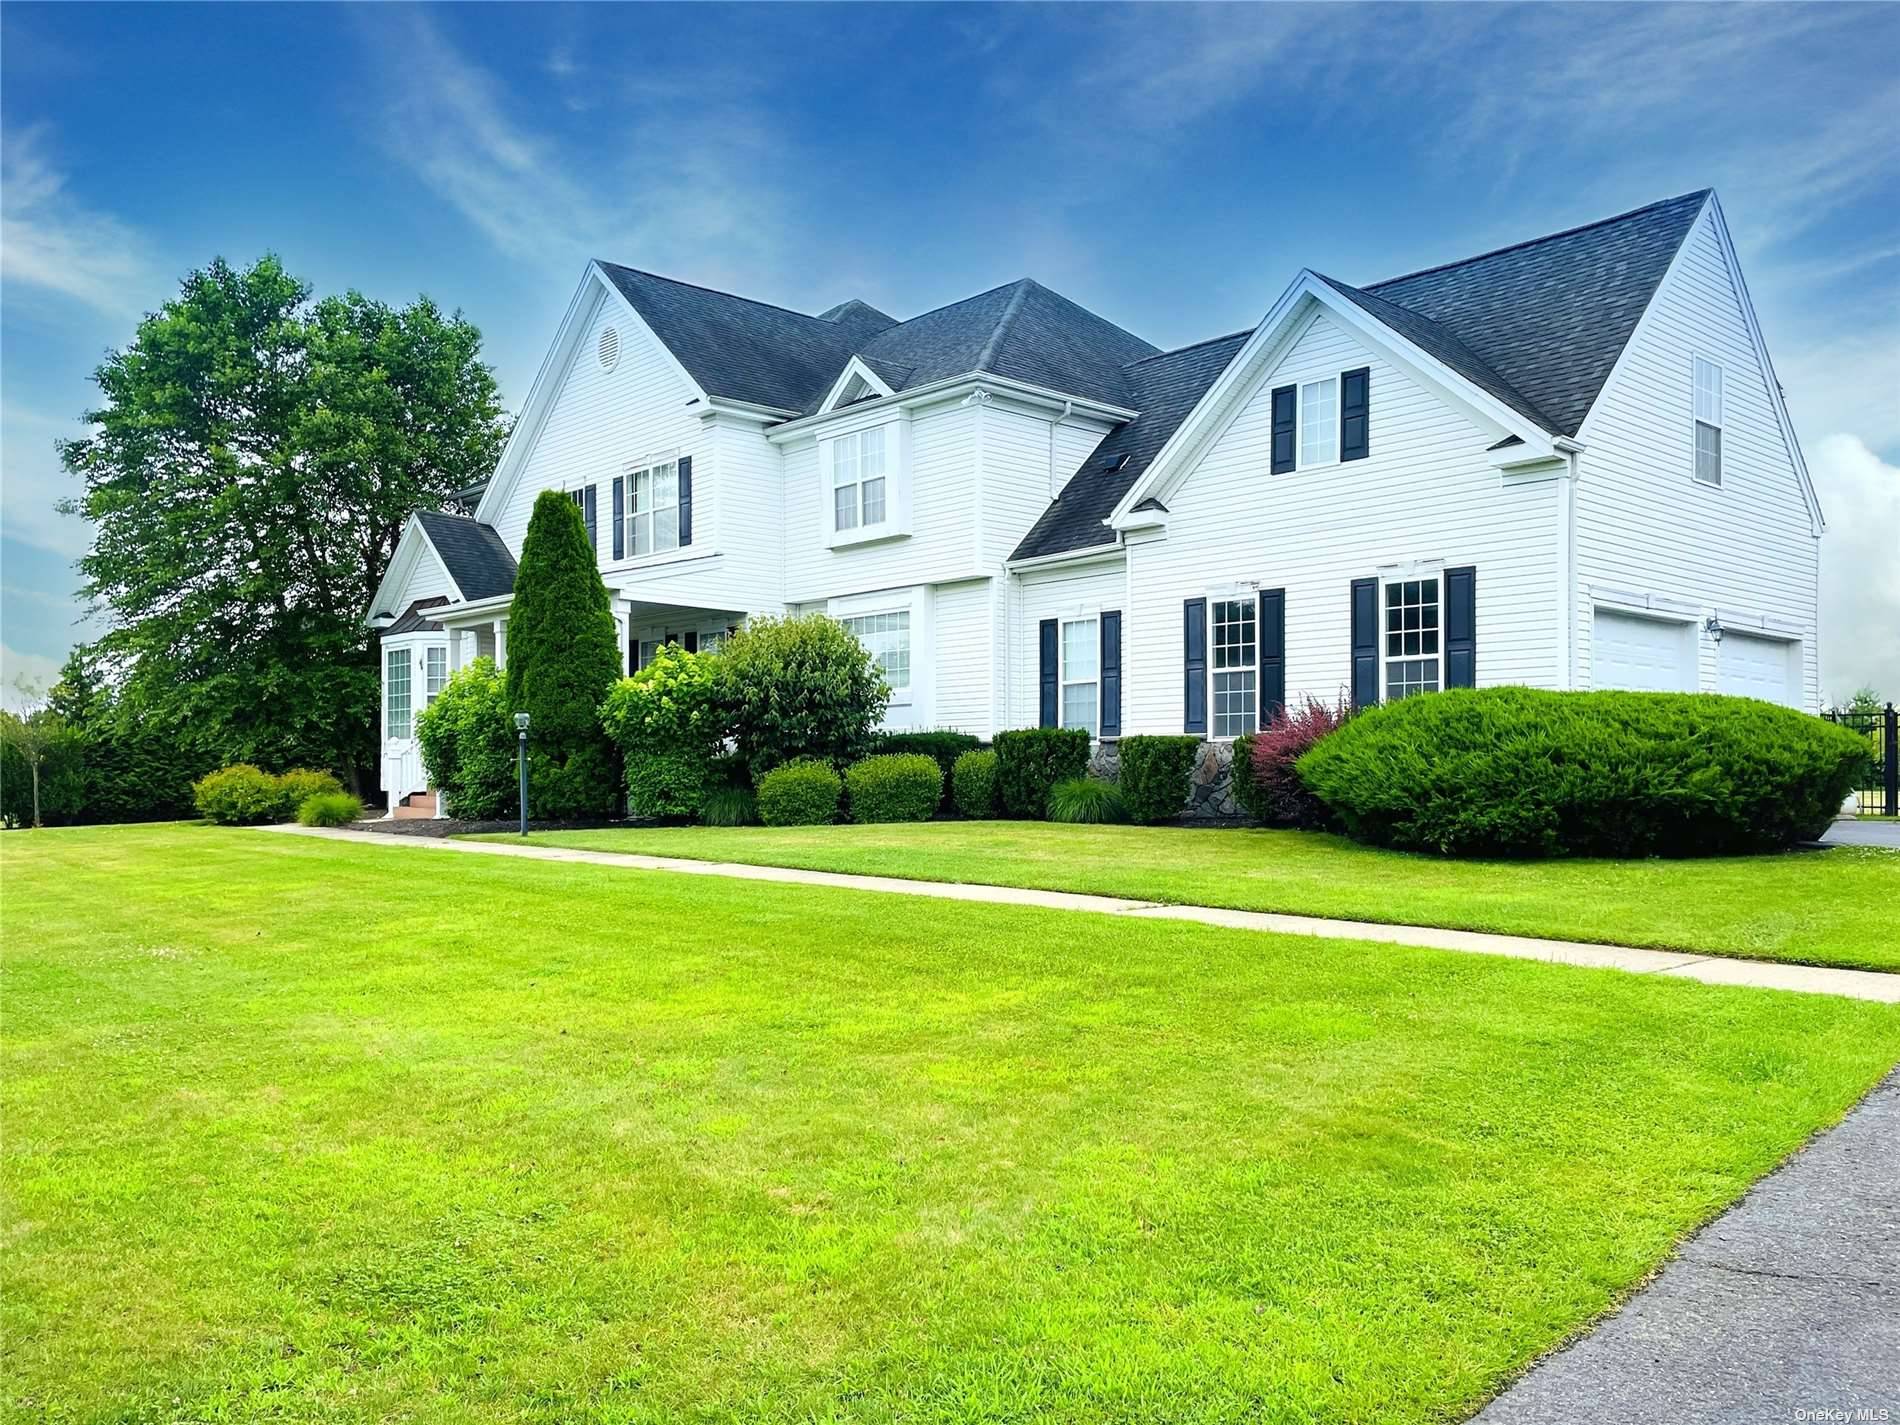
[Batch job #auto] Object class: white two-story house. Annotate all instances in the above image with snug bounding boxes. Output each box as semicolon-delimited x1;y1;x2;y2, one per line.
368;190;1824;810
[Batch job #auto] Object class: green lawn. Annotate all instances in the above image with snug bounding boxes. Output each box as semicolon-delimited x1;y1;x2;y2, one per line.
469;822;1900;974
6;824;1899;1424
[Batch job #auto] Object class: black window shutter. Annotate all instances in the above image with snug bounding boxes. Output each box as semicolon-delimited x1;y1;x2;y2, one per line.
1270;386;1297;474
1099;611;1122;738
611;475;625;559
677;456;693;546
582;484;598;551
1259;589;1286;726
1350;578;1379;709
1445;565;1476;688
1038;619;1059;728
1183;598;1207;734
1340;367;1370;462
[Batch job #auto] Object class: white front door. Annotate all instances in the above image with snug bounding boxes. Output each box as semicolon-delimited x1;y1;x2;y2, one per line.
1591;610;1695;692
1718;632;1798;706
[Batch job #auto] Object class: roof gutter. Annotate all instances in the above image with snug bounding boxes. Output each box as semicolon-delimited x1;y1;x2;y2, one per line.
1005;541;1127;574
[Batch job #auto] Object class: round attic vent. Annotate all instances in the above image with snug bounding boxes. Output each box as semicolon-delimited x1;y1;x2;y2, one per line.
597;326;620;371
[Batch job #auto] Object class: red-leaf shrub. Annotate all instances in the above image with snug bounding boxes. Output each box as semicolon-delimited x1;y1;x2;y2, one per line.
1240;695;1352;828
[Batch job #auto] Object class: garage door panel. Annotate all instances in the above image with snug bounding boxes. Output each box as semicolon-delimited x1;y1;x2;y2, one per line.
1718;632;1798;706
1592;611;1694;692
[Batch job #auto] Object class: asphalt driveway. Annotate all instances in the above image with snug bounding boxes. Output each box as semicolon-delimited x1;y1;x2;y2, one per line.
1822;819;1900;849
1474;1069;1900;1423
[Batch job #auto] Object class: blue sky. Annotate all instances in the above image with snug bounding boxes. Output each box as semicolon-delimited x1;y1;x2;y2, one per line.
4;2;1897;702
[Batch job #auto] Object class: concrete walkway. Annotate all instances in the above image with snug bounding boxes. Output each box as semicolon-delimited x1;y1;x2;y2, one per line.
260;825;1900;1004
1475;1068;1900;1423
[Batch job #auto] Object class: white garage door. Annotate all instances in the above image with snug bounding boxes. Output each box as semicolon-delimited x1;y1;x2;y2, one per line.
1592;610;1694;692
1718;632;1798;706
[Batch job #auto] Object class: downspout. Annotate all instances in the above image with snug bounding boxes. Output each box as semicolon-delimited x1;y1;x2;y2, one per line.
1049;399;1073;497
1558;445;1581;689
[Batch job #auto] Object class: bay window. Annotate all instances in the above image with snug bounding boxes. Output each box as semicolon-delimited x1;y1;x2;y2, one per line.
1211;598;1257;737
1384;577;1441;699
424;646;447;705
386;648;412;740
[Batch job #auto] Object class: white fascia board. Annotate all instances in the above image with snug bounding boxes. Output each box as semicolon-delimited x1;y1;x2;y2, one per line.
1108;271;1559;528
813;355;895;416
476;264;715;527
702;396;800;423
1005;544;1128;575
766;373;1135;444
437;592;515;624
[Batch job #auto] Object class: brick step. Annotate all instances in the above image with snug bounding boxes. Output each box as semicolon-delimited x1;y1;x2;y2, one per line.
391;789;438;818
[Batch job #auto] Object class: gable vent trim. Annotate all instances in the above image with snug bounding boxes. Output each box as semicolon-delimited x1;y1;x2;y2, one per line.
598;326;620;371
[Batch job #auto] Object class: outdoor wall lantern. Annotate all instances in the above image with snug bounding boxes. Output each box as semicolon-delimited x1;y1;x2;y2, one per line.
1704;615;1724;644
513;711;531;835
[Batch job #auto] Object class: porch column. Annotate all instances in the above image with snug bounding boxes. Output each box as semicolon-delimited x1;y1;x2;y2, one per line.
495;617;508;670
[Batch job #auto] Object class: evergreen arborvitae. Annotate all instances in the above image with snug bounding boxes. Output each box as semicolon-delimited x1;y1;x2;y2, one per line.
503;491;623;817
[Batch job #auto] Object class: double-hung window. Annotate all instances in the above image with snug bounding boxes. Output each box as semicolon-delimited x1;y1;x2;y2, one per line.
831;426;888;532
1211;598;1257;737
1299;377;1339;467
627;457;680;557
1384;577;1441;699
1060;616;1099;734
841;610;910;694
1693;357;1723;486
386;648;412;740
424;646;447;706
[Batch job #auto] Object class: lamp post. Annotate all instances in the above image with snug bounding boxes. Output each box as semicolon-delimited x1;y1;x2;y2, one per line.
514;711;531;835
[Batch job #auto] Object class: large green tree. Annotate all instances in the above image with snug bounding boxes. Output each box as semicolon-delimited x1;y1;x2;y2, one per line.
504;491;622;818
58;255;509;790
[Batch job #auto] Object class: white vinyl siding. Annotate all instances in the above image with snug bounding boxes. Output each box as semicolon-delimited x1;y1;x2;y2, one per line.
1383;576;1441;700
1210;598;1257;737
842;609;911;691
1060;616;1099;734
1574;205;1819;708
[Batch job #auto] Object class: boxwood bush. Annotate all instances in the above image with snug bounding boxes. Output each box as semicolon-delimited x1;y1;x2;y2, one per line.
846;753;943;823
297;791;365;827
951;749;999;818
193;764;294;825
872;730;981;805
992;728;1091;818
1296;687;1870;858
1047;776;1128;824
755;758;843;827
1116;735;1201;824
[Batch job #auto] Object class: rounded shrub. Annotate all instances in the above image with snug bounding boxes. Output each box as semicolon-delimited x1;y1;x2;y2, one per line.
700;785;759;826
1238;695;1352;828
193;764;294;825
845;753;942;824
873;730;981;806
720;615;889;782
992;728;1091;818
1047;776;1128;824
755;758;843;827
297;791;365;827
600;644;728;820
1116;735;1201;824
278;768;344;811
951;748;999;818
417;657;517;820
1296;687;1871;858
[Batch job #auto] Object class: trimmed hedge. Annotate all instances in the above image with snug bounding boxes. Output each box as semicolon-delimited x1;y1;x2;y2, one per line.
872;730;981;805
297;792;365;827
1116;735;1201;824
1296;687;1870;858
992;728;1091;818
1242;695;1351;828
951;749;999;819
194;764;294;825
1047;776;1127;824
756;758;843;827
846;753;943;824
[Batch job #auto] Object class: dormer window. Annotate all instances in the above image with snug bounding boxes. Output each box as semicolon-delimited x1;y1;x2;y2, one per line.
832;426;888;532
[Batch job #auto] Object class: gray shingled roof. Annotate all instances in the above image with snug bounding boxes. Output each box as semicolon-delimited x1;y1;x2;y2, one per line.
384;596;449;635
848;279;1158;413
1011;331;1251;562
416;511;517;601
597;263;898;412
1356;189;1709;435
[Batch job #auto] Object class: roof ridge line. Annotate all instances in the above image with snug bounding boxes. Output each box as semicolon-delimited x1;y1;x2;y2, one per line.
972;278;1034;374
1123;329;1254;369
595;260;855;328
1365;189;1712;291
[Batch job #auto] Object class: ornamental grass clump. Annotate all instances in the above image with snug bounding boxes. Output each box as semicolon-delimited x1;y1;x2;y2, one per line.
1296;687;1870;858
1046;776;1128;824
845;753;943;824
297;792;365;827
755;758;843;827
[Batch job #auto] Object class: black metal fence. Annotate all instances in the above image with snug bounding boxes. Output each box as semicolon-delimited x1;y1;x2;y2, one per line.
1822;703;1899;817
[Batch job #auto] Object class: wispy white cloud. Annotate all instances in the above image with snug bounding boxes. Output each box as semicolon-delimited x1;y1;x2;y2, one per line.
1;402;92;559
0;123;149;314
1811;435;1900;702
0;643;65;709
